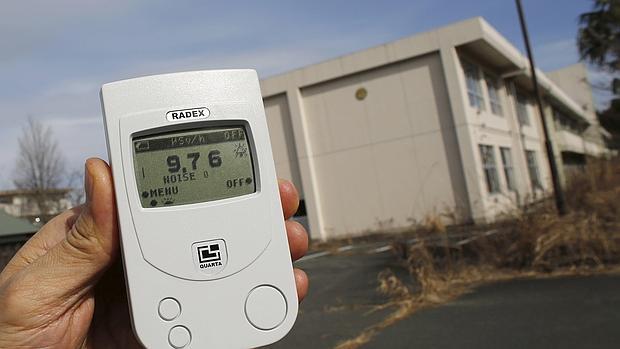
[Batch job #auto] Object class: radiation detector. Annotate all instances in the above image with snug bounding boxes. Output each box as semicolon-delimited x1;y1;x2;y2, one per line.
100;70;298;349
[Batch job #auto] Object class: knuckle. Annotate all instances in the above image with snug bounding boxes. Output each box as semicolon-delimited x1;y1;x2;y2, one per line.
64;215;110;263
287;220;308;237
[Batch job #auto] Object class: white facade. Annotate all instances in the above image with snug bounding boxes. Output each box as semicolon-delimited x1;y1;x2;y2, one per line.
0;189;71;223
259;17;605;240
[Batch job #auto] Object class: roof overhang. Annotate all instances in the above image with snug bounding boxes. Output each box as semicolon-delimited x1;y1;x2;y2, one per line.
260;16;592;127
433;17;591;125
456;37;590;125
0;188;71;197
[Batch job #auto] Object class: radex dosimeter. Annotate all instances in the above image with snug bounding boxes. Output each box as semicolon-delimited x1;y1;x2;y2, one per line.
101;70;298;349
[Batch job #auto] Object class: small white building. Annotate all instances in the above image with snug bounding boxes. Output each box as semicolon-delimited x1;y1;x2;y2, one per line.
0;188;72;224
259;17;607;240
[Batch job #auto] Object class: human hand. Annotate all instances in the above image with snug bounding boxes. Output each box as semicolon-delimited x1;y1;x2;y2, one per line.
0;158;309;348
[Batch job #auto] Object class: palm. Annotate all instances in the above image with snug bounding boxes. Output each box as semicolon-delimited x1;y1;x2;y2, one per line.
85;260;142;349
0;159;308;349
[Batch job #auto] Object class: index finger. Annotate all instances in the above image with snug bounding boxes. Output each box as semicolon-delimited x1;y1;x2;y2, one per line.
278;179;299;220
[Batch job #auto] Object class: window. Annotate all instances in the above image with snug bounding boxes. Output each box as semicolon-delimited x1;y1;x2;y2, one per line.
499;147;516;191
462;60;485;110
479;144;500;193
553;108;586;134
485;74;503;116
515;92;530;126
552;109;563;128
525;150;542;190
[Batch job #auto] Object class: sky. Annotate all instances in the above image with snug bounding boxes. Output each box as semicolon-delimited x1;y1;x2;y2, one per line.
0;0;609;189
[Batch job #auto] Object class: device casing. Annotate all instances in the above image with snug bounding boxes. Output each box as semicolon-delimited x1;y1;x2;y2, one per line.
101;70;298;348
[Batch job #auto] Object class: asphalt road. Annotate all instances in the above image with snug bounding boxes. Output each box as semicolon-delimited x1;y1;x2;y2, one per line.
367;274;620;349
267;244;620;349
267;247;404;349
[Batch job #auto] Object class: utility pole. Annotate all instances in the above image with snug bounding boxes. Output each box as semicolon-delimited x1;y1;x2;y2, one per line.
515;0;567;215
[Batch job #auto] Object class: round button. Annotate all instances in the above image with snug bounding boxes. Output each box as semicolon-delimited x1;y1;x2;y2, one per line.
158;298;181;321
168;325;191;348
244;285;287;330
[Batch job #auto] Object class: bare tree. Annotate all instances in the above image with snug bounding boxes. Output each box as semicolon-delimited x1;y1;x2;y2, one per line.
12;118;66;218
66;167;85;207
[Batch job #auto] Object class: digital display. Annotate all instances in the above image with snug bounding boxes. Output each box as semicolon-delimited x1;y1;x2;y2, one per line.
133;126;255;207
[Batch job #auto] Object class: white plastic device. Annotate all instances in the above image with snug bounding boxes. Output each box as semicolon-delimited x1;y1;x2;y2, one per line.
100;70;298;349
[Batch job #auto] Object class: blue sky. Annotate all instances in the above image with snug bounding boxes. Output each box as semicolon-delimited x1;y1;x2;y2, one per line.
0;0;607;189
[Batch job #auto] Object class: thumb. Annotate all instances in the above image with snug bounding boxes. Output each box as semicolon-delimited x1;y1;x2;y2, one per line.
64;158;119;272
25;158;119;300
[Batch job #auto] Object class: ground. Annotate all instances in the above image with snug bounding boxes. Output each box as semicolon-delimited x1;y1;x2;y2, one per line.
367;275;620;349
267;242;620;349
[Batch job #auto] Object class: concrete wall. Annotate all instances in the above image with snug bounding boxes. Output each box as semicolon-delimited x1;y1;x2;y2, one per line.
295;53;464;237
454;54;552;220
548;63;607;154
547;64;597;123
263;94;304;197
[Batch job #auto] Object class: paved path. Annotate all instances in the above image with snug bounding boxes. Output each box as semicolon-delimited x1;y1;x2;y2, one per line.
267;242;620;349
267;250;404;349
366;275;620;349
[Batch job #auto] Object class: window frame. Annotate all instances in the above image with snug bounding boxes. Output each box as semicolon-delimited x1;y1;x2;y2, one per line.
462;60;486;111
525;150;542;191
484;73;504;116
515;92;531;126
499;147;516;191
479;144;501;194
553;107;587;134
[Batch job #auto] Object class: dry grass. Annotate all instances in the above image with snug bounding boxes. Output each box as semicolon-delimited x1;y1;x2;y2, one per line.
497;158;620;270
335;157;620;349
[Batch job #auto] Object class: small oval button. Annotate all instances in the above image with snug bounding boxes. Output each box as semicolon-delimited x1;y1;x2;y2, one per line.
158;298;181;321
245;285;287;330
168;325;191;348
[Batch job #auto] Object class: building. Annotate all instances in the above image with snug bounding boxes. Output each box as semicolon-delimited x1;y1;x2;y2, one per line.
0;210;36;269
259;17;607;240
548;63;611;173
0;188;71;224
0;210;36;244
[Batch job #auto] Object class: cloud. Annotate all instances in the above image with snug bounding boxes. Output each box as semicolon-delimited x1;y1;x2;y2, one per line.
41;80;100;99
0;0;145;62
45;116;101;127
116;34;385;79
0;3;399;190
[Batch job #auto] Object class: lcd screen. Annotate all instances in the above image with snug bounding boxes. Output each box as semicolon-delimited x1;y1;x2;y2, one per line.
133;126;255;207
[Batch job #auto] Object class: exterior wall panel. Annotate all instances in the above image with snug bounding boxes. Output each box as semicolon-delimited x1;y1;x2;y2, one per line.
263;94;304;197
300;53;462;237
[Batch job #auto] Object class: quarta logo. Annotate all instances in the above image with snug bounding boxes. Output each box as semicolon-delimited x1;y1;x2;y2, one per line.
192;239;228;275
166;107;210;121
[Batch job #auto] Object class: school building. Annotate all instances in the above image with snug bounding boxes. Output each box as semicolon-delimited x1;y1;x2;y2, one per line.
259;17;608;240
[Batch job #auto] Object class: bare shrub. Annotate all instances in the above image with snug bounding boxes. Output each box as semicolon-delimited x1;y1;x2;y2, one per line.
421;211;446;235
339;158;620;349
376;269;411;301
